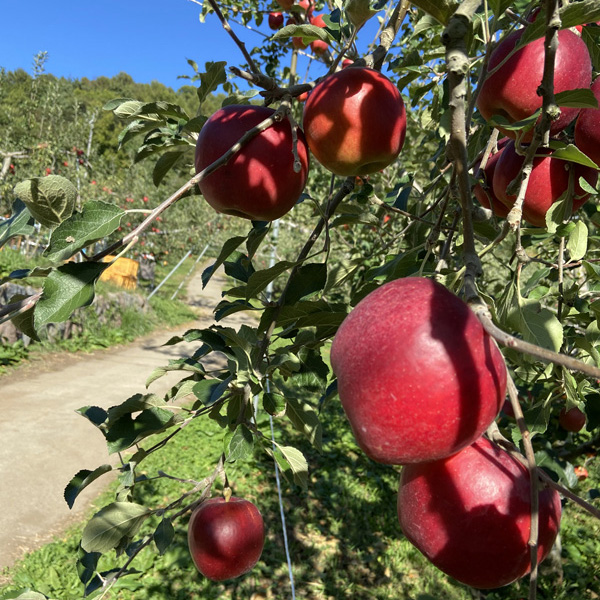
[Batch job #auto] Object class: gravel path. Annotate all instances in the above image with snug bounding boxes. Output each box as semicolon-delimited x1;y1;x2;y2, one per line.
0;265;247;573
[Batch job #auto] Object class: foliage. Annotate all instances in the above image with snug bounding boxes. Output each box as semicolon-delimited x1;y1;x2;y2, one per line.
1;1;600;599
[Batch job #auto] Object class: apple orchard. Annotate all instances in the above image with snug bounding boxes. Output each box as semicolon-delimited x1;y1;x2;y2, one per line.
2;0;600;599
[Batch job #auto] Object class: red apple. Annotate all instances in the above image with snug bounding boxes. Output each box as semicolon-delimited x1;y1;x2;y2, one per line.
476;28;591;140
492;139;598;227
195;105;309;221
574;77;600;167
292;35;308;49
188;497;265;581
302;67;406;176
309;14;328;56
298;0;314;18
341;58;354;69
472;137;510;218
268;11;284;29
398;437;562;589
559;406;586;432
330;277;507;464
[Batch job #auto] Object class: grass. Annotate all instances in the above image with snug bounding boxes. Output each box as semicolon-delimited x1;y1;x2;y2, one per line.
1;380;599;600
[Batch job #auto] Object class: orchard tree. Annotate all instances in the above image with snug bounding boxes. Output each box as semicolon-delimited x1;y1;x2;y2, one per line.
1;0;600;599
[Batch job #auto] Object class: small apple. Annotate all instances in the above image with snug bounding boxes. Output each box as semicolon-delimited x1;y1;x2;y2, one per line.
330;277;507;464
298;0;314;18
559;406;586;432
268;11;284;29
492;140;598;227
188;497;265;581
292;35;308;49
476;28;591;140
341;58;354;69
574;77;600;167
472;137;510;218
195;104;310;221
302;67;406;176
398;437;562;589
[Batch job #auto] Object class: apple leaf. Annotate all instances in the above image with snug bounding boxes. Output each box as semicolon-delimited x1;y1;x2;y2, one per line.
44;201;124;264
153;517;175;556
64;465;113;509
285;263;327;304
153;150;186;186
8;293;40;341
225;424;255;462
34;261;109;329
14;175;77;228
546;141;599;169
81;502;151;553
487;0;513;19
0;199;35;249
0;593;49;600
275;444;309;489
197;61;228;107
201;235;247;287
409;0;458;25
285;396;323;451
242;260;296;299
555;88;598;109
567;221;588;261
581;24;600;71
272;23;330;43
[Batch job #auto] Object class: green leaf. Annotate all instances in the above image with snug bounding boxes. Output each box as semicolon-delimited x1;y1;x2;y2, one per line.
285;396;323;451
193;376;232;407
567;221;588;261
153;151;185;186
520;304;564;352
198;62;228;106
0;593;49;600
244;260;296;299
64;465;112;509
276;444;308;489
81;502;151;553
44;201;124;263
34;261;108;329
14;175;77;228
555;88;598;109
0;199;35;248
8;294;40;341
581;24;600;72
272;24;330;43
545;193;571;234
226;424;255;462
285;263;327;304
202;235;247;287
487;0;513;19
409;0;458;24
546;141;599;169
154;517;175;555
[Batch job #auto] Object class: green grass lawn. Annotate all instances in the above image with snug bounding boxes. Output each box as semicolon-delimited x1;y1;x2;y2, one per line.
1;389;599;600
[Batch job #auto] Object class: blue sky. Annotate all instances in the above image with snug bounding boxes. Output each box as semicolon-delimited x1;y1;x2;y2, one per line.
0;0;267;91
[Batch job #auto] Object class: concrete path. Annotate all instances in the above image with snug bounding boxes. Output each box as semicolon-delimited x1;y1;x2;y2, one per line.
0;265;248;573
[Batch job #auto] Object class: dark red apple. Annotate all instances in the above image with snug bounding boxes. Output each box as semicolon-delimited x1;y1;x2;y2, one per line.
188;497;265;581
195;105;309;221
330;277;507;464
473;137;510;218
268;11;284;30
574;77;600;167
398;437;562;589
302;67;406;176
492;139;598;227
476;28;591;140
559;406;586;432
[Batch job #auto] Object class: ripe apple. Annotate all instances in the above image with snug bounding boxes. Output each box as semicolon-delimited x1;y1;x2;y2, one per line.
309;14;328;56
398;437;562;589
268;11;284;30
298;0;314;18
476;28;591;140
492;139;598;227
302;67;406;176
341;58;354;69
187;497;265;581
574;77;600;167
292;35;308;49
472;137;510;218
559;406;586;432
195;104;310;221
330;277;507;464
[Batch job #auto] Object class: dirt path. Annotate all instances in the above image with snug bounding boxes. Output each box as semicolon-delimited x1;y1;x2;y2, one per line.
0;265;248;573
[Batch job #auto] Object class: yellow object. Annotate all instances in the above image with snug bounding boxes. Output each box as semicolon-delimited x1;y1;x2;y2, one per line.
99;255;139;290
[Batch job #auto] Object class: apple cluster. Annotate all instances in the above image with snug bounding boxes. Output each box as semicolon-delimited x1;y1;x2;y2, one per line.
331;276;562;589
194;66;406;221
473;21;600;227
